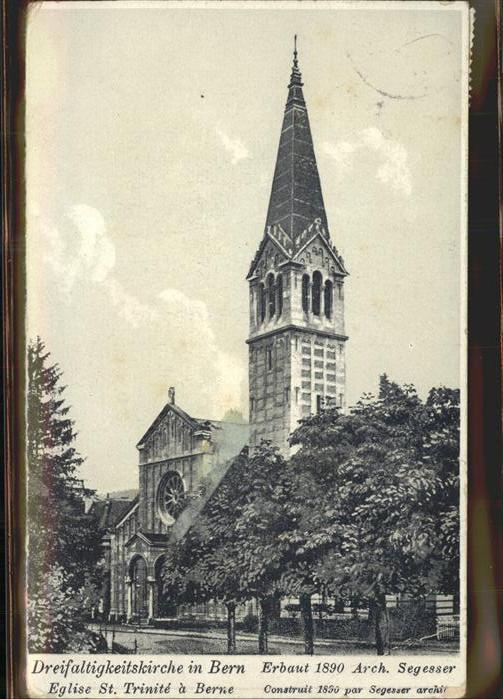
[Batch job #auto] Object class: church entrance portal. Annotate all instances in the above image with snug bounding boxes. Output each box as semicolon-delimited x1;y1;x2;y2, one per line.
130;556;148;619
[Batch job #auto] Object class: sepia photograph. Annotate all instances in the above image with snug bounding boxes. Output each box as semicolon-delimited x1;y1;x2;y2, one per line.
21;1;470;696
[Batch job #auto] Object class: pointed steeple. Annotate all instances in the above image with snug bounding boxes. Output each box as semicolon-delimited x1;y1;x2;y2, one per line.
265;38;329;242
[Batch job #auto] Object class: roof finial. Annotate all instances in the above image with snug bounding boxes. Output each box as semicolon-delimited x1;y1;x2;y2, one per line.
288;34;303;90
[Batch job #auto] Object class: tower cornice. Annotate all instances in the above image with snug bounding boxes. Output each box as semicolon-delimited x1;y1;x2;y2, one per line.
246;324;349;345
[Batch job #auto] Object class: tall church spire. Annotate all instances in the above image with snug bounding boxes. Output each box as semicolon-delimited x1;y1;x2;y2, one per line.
248;41;348;456
265;38;329;241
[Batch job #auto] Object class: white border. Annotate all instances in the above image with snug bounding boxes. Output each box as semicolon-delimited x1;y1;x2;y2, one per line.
25;2;471;697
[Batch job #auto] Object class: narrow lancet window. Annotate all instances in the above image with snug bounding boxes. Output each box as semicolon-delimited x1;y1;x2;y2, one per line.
267;273;276;318
302;274;310;313
324;280;333;319
259;283;266;323
277;274;283;316
312;271;322;316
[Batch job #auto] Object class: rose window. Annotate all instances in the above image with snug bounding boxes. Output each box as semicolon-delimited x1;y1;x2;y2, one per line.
158;472;185;524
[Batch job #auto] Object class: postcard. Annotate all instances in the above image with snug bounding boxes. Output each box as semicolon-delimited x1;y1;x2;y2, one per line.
22;2;470;697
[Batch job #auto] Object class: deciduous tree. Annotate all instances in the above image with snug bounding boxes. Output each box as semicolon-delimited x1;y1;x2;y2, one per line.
289;376;460;654
163;444;294;653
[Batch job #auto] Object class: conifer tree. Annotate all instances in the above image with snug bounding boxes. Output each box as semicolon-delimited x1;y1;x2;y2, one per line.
27;337;101;594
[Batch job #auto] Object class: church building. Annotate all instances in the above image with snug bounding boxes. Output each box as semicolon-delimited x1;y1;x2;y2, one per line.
106;390;248;622
103;43;347;623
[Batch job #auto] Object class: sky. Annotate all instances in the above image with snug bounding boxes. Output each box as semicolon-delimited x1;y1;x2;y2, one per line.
26;1;468;492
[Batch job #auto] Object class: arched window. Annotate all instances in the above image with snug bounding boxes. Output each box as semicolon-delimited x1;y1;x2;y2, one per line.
259;283;266;323
312;271;322;316
324;280;333;319
302;274;310;313
267;273;276;318
276;274;283;317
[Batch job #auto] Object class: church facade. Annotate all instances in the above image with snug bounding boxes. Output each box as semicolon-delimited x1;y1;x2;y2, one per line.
103;44;347;623
106;389;248;622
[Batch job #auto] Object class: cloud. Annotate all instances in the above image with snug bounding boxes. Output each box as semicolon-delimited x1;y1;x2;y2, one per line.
67;205;116;282
41;204;116;296
104;277;158;327
34;204;245;419
323;141;356;168
38;204;158;327
158;288;244;416
216;127;250;164
158;288;211;326
361;127;412;196
324;128;412;196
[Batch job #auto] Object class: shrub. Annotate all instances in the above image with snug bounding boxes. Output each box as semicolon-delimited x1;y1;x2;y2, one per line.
28;565;104;653
312;603;332;618
240;613;258;633
388;603;436;641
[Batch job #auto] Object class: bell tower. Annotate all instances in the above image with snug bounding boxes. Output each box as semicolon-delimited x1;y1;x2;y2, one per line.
246;39;349;455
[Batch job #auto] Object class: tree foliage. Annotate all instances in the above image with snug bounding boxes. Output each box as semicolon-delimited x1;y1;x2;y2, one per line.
27;337;102;590
161;375;460;655
163;444;293;651
27;337;104;651
28;565;107;653
288;376;460;653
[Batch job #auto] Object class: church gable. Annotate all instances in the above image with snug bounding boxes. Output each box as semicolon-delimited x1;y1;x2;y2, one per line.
248;219;347;282
247;231;290;281
137;401;198;464
293;226;348;277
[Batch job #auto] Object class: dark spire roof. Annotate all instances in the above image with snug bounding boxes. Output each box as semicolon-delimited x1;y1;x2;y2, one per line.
265;38;329;242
